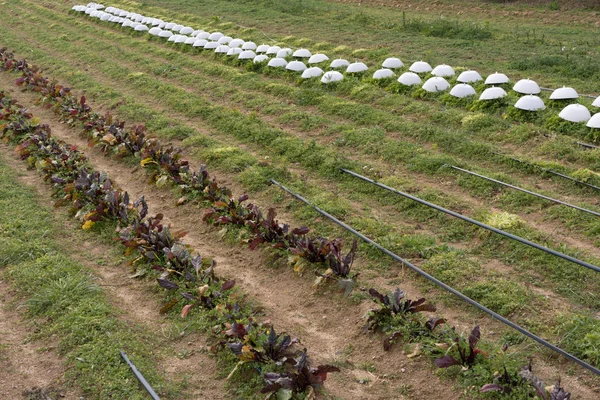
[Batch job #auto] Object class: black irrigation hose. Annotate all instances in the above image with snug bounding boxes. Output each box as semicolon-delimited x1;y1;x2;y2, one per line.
120;351;161;400
269;179;600;376
576;141;599;150
447;165;600;218
496;152;600;193
340;168;600;273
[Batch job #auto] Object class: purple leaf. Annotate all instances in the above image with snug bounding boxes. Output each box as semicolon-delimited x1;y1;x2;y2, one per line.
157;278;179;290
480;384;503;393
221;279;236;291
434;355;459;368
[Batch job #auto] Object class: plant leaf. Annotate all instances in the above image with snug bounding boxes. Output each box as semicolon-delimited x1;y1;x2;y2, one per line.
434;355;459;368
221;279;236;291
159;298;179;314
157;278;179;290
181;304;193;318
480;384;503;393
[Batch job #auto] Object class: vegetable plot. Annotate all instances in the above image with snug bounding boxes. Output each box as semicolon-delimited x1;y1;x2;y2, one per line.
0;88;338;399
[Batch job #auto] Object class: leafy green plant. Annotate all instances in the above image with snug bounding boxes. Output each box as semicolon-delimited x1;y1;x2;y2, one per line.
434;325;486;368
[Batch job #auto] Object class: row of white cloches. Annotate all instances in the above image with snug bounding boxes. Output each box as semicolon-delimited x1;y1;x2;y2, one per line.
74;3;600;126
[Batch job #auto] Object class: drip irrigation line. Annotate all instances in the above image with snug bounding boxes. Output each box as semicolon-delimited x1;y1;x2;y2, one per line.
339;169;600;273
495;152;600;193
542;133;598;151
120;351;161;400
447;165;600;218
576;141;599;150
269;179;600;376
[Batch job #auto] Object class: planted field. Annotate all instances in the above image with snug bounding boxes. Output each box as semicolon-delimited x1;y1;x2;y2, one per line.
1;0;600;398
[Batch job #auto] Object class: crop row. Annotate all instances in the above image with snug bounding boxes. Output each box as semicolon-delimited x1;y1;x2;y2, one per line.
0;47;359;288
70;5;600;202
0;76;338;399
0;46;582;398
73;3;600;148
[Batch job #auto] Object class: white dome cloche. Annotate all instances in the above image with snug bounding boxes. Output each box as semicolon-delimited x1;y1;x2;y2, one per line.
196;32;210;40
409;61;432;74
193;39;208;47
191;30;204;36
485;72;509;85
398;72;422;86
180;27;194;35
229;39;245;48
321;71;344;84
184;37;197;45
268;58;288;68
308;54;329;64
457;70;483;83
253;55;269;63
266;46;281;55
293;49;312;58
174;35;188;43
238;50;257;60
592;96;600;108
215;45;230;54
550;86;579;100
373;69;395;79
514;95;546;111
559;104;591;123
422;77;450;92
286;61;308;72
586;112;600;128
479;86;508;100
172;24;184;32
227;47;243;56
330;59;349;69
204;41;219;49
513;79;541;95
158;30;173;38
432;64;455;77
276;48;293;58
382;57;404;69
242;41;257;50
346;62;368;73
208;32;223;41
301;67;324;78
165;22;176;30
256;44;270;53
450;84;477;98
218;36;233;44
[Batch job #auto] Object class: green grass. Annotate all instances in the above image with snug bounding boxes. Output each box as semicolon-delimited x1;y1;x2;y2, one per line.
0;155;174;399
5;5;600;317
121;0;600;91
4;2;600;385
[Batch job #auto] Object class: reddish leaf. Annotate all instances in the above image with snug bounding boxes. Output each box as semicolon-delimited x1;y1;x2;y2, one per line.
480;384;503;393
434;355;459;368
181;304;193;318
221;279;236;291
